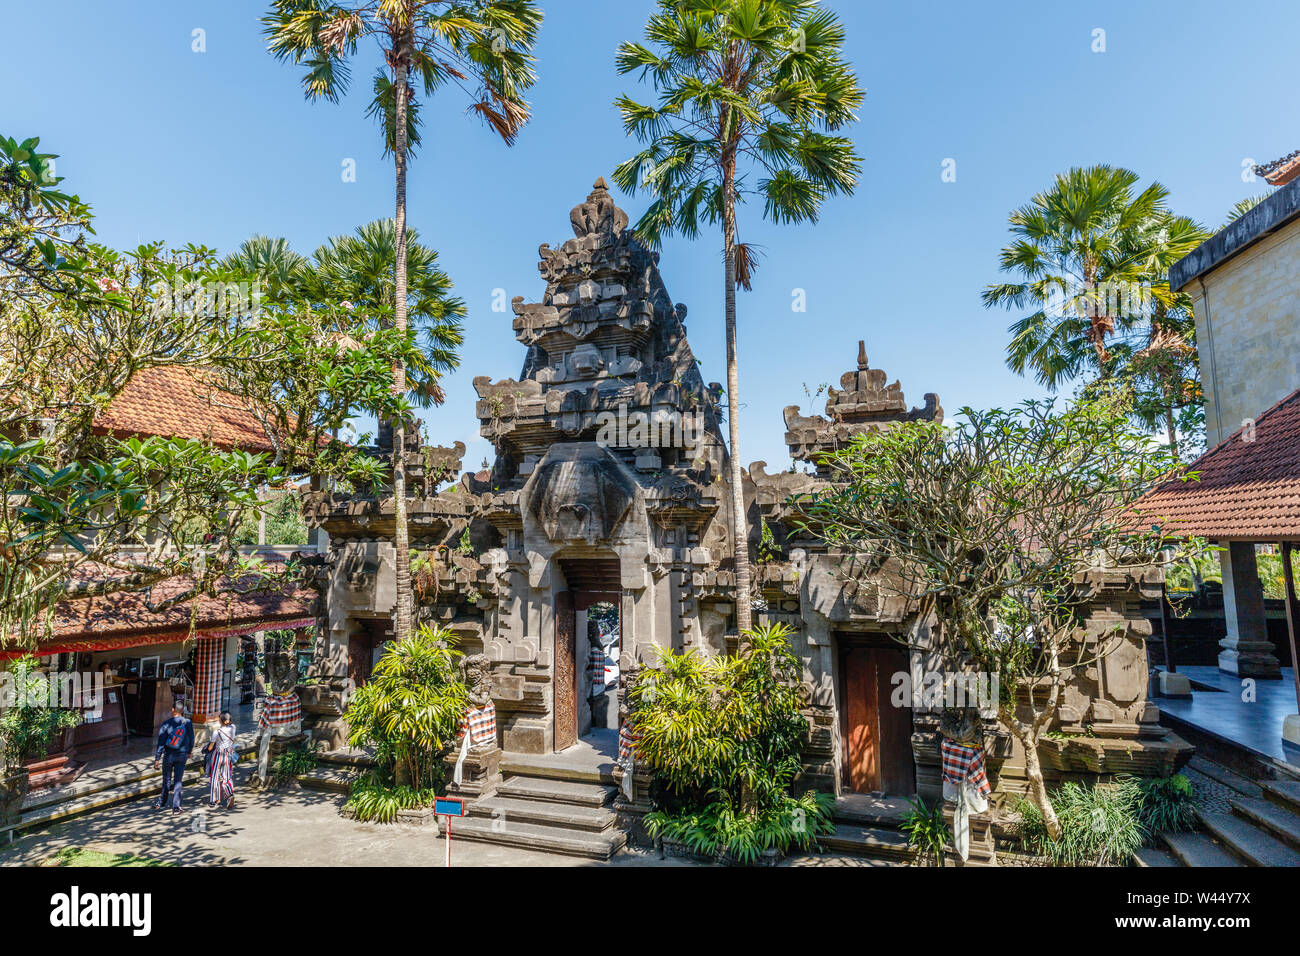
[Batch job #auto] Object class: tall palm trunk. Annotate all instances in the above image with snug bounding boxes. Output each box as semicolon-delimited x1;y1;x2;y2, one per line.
1164;404;1180;463
391;55;413;644
722;153;752;636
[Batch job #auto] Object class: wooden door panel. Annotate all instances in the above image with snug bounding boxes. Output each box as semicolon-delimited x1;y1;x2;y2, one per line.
554;591;576;751
841;643;915;796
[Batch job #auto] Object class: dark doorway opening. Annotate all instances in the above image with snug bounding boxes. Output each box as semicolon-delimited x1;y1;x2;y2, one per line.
554;557;622;752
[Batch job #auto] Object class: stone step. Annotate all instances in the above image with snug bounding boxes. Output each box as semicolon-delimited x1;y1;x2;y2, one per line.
316;748;375;770
296;765;356;795
1132;845;1181;867
448;815;626;860
1262;779;1300;815
17;770;203;832
1197;810;1300;866
1187;755;1263;799
499;755;618;786
468;795;616;832
497;775;616;808
1230;798;1300;853
818;822;913;862
1160;830;1242;867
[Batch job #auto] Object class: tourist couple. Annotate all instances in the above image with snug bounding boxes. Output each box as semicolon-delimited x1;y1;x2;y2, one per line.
152;704;238;812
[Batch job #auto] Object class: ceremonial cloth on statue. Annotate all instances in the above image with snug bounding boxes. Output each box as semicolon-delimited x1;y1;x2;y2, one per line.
257;692;302;730
941;739;990;797
460;701;497;747
453;702;498;787
617;720;640;800
941;738;990;862
589;645;607;695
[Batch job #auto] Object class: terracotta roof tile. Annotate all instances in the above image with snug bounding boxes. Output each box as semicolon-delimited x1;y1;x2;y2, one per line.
1132;388;1300;540
32;559;313;645
1255;149;1300;187
94;366;275;454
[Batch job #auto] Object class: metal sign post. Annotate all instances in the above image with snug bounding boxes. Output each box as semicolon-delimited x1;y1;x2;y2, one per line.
435;797;467;867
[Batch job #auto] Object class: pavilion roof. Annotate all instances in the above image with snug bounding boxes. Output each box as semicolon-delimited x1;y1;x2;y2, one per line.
1131;388;1300;541
93;365;277;455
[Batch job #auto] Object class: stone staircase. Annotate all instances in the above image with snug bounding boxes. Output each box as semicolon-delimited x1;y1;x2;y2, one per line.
452;756;627;861
1135;755;1300;867
818;793;914;864
9;736;258;837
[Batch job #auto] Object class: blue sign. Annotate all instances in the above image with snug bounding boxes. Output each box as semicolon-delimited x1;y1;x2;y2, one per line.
435;797;467;817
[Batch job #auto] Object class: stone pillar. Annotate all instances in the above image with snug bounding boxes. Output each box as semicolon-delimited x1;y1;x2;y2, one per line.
1218;542;1281;679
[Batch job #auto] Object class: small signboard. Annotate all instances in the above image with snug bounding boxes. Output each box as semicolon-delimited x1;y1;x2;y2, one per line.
436;797;468;868
434;797;466;818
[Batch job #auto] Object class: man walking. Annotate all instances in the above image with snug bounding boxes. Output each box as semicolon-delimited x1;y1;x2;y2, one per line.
154;701;194;813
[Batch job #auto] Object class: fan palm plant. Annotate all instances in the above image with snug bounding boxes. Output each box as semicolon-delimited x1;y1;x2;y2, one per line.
308;219;465;407
263;0;542;646
612;0;863;634
983;165;1204;391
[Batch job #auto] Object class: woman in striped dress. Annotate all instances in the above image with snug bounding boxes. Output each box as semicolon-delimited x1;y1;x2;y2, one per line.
207;710;237;809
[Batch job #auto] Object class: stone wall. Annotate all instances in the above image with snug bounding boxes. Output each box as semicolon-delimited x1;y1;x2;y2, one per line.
1190;215;1300;445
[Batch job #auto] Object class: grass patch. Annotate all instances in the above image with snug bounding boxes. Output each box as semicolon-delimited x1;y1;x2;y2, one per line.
43;846;172;868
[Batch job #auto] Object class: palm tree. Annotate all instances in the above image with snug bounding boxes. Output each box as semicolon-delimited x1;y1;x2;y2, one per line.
612;0;863;634
983;165;1203;390
309;219;465;407
263;0;542;645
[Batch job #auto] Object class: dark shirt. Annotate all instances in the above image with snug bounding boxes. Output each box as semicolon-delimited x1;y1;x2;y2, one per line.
156;715;194;759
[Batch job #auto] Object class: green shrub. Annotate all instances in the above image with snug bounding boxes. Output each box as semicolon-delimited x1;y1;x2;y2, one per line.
271;741;319;787
343;624;468;792
629;622;834;861
646;791;834;865
901;797;950;866
1132;773;1196;836
345;772;440;824
1016;780;1144;866
0;656;81;769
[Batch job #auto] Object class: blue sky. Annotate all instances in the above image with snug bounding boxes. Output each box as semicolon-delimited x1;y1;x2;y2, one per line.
3;0;1297;472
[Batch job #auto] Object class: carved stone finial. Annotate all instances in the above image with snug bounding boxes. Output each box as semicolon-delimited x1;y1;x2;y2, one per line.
857;339;868;370
570;176;629;238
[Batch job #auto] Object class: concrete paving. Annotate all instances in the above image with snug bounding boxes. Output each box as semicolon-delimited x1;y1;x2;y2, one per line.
0;761;879;867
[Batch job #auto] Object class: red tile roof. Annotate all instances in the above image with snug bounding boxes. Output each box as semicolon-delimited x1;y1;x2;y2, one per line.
94;366;276;454
1255;150;1300;187
9;559;314;656
1131;388;1300;540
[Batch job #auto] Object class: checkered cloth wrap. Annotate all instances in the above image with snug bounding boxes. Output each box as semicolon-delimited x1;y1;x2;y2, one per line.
589;645;606;692
459;702;497;747
257;692;302;730
618;721;640;762
940;738;991;798
193;636;224;719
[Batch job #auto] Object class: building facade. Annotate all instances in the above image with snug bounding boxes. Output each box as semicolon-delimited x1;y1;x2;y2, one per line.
305;180;1186;810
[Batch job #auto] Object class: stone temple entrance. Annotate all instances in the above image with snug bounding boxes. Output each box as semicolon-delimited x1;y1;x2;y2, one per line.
554;556;622;752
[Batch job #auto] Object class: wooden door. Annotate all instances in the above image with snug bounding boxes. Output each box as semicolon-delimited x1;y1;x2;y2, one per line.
841;645;915;795
554;590;577;751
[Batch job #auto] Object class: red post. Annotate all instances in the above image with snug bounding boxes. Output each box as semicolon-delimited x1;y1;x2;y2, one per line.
445;816;451;868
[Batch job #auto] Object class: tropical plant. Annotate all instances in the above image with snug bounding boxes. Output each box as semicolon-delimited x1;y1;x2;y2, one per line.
271;740;320;787
0;656;82;770
0;134;92;303
1223;194;1271;226
345;771;442;824
613;0;863;634
263;0;543;651
307;219;465;408
1015;781;1145;866
629;622;834;862
1133;773;1196;836
796;395;1212;838
343;623;468;795
901;796;950;867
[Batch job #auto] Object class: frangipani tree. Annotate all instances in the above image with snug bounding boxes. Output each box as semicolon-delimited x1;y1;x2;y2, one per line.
264;0;543;647
613;0;863;633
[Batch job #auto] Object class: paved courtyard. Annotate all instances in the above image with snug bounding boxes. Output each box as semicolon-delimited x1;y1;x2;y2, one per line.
0;763;880;868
